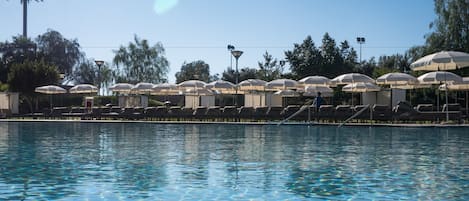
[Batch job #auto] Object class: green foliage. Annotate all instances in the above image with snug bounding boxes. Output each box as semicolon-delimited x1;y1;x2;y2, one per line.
113;35;169;84
408;0;469;59
257;51;283;81
7;60;59;94
285;33;357;79
175;60;211;83
36;29;83;79
0;36;37;83
221;67;258;83
72;59;112;89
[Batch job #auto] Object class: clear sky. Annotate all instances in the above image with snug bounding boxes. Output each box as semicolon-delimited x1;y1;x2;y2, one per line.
1;0;436;83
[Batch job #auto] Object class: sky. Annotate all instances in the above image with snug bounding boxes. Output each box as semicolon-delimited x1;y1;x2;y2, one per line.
0;0;436;83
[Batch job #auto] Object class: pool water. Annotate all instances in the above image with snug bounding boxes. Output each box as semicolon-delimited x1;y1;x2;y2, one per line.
0;122;468;200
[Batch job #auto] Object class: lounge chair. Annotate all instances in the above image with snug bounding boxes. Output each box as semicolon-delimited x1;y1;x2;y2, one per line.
253;106;269;120
318;105;335;121
267;106;284;120
221;106;238;121
238;106;254;120
281;105;301;120
205;106;222;121
334;105;353;121
372;104;393;121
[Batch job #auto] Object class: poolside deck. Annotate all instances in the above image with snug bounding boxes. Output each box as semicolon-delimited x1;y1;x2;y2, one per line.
2;118;469;128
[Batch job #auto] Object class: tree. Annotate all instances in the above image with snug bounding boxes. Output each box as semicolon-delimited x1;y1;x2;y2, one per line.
221;67;258;83
113;35;169;84
0;36;37;83
7;59;59;112
36;29;83;80
175;60;211;83
285;34;357;79
427;0;469;53
17;0;44;37
285;35;322;79
72;59;112;89
257;51;283;81
409;0;469;60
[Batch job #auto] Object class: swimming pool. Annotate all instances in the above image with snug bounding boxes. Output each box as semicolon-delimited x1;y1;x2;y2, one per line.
0;122;467;200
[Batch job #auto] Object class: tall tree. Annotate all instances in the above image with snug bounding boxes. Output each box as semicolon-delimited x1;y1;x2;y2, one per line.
113;35;169;84
285;36;322;79
175;60;211;83
0;36;37;83
72;59;112;89
16;0;44;37
36;29;83;80
222;67;258;83
409;0;469;61
7;59;59;112
257;51;283;81
285;34;357;79
427;0;469;53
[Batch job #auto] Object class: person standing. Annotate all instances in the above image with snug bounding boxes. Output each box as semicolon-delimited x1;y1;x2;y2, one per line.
312;92;324;122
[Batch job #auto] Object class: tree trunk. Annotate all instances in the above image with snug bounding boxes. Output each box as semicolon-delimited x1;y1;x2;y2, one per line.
23;0;27;38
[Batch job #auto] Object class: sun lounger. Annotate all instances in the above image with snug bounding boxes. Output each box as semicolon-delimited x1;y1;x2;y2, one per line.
221;106;238;121
238;106;254;120
267;107;284;120
334;105;353;121
253;107;269;120
372;104;393;121
318;105;334;121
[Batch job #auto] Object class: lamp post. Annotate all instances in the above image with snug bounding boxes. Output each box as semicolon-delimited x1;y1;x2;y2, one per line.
95;60;104;96
356;37;365;64
231;50;243;85
227;45;235;71
231;50;243;107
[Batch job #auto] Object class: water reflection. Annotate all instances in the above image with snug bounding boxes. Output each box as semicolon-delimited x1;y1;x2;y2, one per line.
0;122;468;200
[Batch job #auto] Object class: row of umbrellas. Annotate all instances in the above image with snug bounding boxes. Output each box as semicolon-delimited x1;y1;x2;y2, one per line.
34;71;467;96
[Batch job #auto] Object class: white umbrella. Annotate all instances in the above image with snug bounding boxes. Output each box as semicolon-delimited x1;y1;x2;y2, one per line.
298;76;332;86
302;85;334;97
109;83;134;94
342;82;381;93
35;85;67;94
332;73;375;105
130;82;155;94
376;73;418;85
182;88;215;96
35;85;67;108
266;79;298;91
238;79;267;91
439;77;469;91
178;80;207;89
418;71;462;122
151;83;179;95
69;84;98;94
439;77;469;116
274;89;300;97
410;51;469;71
331;73;375;85
205;80;237;94
417;71;462;84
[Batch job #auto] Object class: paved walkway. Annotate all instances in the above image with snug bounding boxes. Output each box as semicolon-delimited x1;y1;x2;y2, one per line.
1;119;469;128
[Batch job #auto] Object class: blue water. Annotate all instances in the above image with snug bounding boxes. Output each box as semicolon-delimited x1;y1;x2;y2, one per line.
0;122;468;200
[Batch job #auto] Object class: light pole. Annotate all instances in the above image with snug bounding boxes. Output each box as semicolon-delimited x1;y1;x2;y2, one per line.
231;50;243;85
95;60;104;96
356;37;365;64
231;50;243;106
227;44;235;71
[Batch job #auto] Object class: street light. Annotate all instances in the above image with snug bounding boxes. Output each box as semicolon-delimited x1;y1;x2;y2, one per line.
356;37;365;64
227;44;235;73
231;50;243;85
95;60;104;95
